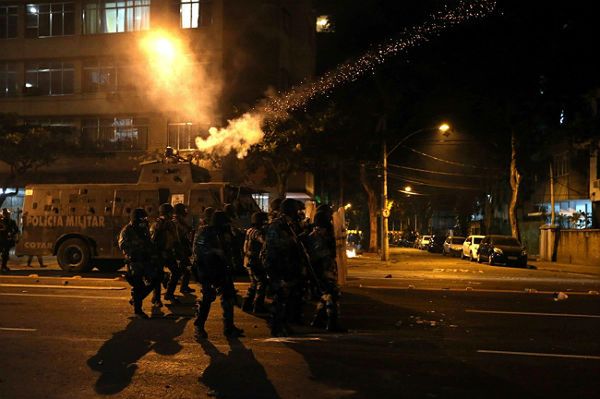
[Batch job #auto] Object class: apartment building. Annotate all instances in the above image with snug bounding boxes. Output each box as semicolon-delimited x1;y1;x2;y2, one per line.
0;0;315;183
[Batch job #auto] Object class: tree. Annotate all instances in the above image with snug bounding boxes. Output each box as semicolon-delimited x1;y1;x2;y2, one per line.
0;113;74;207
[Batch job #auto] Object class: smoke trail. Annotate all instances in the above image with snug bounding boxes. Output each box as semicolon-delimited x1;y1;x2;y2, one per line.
196;0;497;157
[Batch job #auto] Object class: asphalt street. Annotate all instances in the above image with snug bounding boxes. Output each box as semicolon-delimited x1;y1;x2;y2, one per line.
1;248;599;398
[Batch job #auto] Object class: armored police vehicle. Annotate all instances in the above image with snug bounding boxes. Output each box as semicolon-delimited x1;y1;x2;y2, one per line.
16;160;260;272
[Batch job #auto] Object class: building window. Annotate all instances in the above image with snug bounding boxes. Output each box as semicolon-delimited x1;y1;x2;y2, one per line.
180;0;211;29
0;62;18;97
553;153;569;177
252;193;269;213
316;15;333;33
168;122;204;150
82;117;148;151
83;1;150;34
0;5;18;38
26;3;75;38
82;59;136;92
25;61;74;96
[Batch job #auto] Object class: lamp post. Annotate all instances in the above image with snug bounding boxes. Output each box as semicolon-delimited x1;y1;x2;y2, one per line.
381;123;451;261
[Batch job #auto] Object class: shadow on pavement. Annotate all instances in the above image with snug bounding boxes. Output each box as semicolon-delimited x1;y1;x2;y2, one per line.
87;316;191;395
282;291;530;399
198;337;280;399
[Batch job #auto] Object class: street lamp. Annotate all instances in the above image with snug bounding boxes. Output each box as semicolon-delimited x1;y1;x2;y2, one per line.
381;123;451;261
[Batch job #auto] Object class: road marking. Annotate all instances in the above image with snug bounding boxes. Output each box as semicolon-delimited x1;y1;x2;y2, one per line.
0;283;126;290
478;350;600;360
256;337;323;343
466;309;600;319
0;327;37;332
0;292;125;300
353;285;597;295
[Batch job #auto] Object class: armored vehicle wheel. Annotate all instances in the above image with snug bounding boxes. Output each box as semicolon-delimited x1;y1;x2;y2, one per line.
95;260;125;273
57;238;92;272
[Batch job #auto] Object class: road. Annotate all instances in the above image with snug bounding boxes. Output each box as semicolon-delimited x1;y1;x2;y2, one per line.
1;248;599;398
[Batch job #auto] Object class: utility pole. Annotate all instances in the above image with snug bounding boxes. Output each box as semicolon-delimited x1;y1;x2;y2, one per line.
550;161;555;226
381;141;389;261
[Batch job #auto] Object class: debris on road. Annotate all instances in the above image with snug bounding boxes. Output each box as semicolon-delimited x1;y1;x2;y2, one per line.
525;288;537;293
553;292;569;301
384;274;392;278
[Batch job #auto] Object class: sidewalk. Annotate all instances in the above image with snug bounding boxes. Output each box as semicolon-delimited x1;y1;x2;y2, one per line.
347;248;600;278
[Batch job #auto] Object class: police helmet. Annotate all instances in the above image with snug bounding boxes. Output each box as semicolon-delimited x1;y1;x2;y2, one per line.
131;208;148;223
159;203;174;216
203;207;215;224
210;210;230;228
270;198;283;212
280;198;298;217
251;211;268;226
173;203;187;216
316;204;332;216
314;211;332;228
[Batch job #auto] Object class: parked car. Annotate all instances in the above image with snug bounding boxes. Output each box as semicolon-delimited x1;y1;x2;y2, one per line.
418;235;432;250
428;235;445;253
462;235;485;261
477;235;527;267
443;236;465;256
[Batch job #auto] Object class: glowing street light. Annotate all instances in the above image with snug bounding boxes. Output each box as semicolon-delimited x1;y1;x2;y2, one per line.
381;123;451;261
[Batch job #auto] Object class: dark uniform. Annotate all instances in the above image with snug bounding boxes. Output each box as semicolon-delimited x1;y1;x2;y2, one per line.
241;212;268;313
307;210;345;332
0;209;19;272
118;208;158;319
150;203;182;304
262;199;306;336
173;203;195;294
192;211;244;339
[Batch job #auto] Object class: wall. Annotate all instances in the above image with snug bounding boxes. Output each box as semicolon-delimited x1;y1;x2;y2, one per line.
555;229;600;266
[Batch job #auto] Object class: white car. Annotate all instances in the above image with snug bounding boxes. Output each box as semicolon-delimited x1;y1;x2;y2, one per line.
443;236;465;256
418;235;431;250
462;235;485;261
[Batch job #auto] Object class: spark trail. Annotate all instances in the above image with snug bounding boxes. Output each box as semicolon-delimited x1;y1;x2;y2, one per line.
197;0;498;158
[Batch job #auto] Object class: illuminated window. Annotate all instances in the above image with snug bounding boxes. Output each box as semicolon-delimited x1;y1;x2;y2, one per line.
0;62;18;97
82;59;136;92
25;61;74;95
252;194;269;213
0;5;18;38
180;0;211;29
83;1;150;34
168;122;204;150
26;3;75;38
553;153;569;177
82;117;148;151
316;15;333;32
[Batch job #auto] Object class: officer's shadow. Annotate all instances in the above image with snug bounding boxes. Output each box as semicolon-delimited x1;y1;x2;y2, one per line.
199;337;280;399
87;316;190;395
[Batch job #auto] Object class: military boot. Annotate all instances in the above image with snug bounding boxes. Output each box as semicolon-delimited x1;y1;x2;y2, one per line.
253;296;268;314
310;305;327;328
241;295;255;312
194;300;211;340
325;307;347;333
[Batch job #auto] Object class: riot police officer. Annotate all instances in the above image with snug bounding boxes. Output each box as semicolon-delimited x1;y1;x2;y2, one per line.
262;198;306;336
118;208;158;319
307;209;345;332
173;203;195;294
0;208;19;272
192;210;244;339
150;203;182;305
241;211;268;313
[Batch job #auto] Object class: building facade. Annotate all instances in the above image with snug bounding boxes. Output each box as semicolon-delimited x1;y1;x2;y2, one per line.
0;0;315;184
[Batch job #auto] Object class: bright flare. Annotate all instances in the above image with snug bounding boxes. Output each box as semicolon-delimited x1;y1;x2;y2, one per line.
438;123;450;132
